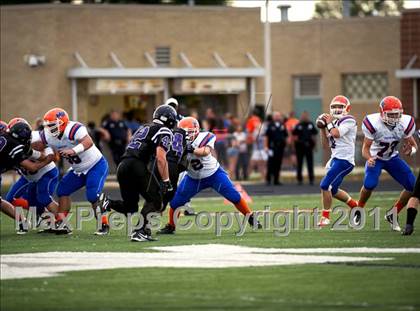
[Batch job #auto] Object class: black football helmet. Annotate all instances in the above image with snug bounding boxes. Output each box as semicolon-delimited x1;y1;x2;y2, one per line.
9;122;32;146
153;105;177;129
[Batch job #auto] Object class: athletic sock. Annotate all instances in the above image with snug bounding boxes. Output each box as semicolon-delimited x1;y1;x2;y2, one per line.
406;208;418;226
101;214;109;225
56;211;69;222
394;200;405;214
322;210;330;219
358;201;366;208
346;198;358;209
168;208;177;227
234;197;252;215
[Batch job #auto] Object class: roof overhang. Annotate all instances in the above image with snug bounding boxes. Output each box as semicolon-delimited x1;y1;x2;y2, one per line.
67;67;265;79
395;68;420;79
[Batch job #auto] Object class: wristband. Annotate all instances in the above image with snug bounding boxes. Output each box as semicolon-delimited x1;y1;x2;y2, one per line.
326;123;335;132
410;146;417;157
72;143;85;154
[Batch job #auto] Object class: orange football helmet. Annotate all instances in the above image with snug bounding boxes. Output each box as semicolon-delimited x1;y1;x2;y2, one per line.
8;117;29;129
178;116;200;141
380;96;403;126
330;95;351;119
43;108;69;137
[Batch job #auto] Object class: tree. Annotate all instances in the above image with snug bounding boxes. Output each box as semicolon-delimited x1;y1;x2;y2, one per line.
314;0;404;19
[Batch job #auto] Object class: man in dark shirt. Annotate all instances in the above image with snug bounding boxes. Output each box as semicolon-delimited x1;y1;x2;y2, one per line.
292;111;318;185
102;110;130;166
264;112;288;185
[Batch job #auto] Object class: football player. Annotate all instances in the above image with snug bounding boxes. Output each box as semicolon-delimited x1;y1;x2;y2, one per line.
318;95;359;227
33;108;109;235
99;105;178;242
6;118;59;224
403;168;419;236
0;120;50;233
358;96;417;231
158;116;261;235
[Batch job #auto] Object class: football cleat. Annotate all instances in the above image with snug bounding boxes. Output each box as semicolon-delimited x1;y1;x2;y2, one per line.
131;228;157;242
54;221;73;235
352;210;362;227
401;225;414;236
157;224;176;235
94;223;110;236
248;214;263;229
385;211;401;232
318;216;331;227
16;221;28;235
183;203;196;216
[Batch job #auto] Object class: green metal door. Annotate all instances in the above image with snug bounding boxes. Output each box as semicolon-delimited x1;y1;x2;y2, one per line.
293;98;323;165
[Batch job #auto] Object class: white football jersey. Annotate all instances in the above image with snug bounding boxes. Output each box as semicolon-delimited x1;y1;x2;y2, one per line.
362;113;416;161
32;121;103;174
186;131;220;179
21;144;57;182
327;115;357;165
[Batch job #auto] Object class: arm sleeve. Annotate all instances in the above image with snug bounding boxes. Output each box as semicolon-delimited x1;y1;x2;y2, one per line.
153;127;173;152
31;131;41;143
73;125;89;141
404;117;416;138
362;121;375;140
206;135;216;149
338;119;355;137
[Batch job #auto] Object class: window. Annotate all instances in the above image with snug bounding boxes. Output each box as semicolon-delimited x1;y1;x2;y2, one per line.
155;46;171;67
294;76;321;98
343;73;388;102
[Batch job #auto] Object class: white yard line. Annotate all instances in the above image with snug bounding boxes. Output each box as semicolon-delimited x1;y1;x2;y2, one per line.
2;244;416;280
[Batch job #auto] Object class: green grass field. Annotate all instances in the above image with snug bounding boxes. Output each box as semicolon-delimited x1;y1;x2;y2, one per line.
1;192;420;311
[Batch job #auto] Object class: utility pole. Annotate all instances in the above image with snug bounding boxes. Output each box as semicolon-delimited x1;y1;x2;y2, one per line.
264;0;272;113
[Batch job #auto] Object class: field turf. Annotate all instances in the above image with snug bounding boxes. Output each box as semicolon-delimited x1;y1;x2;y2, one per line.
1;192;420;311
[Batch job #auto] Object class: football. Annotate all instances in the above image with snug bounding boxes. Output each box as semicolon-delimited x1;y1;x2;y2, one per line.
316;114;328;129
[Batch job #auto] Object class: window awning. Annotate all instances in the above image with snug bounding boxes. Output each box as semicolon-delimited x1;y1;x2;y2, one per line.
395;68;420;79
67;67;265;79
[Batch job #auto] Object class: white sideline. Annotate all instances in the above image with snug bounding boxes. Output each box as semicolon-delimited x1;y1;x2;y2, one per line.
2;244;417;280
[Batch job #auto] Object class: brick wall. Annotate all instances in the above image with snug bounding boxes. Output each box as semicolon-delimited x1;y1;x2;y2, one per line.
400;9;420;119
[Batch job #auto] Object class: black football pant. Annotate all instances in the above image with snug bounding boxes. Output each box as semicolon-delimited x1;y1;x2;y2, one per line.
109;157;163;230
295;143;314;184
266;147;284;184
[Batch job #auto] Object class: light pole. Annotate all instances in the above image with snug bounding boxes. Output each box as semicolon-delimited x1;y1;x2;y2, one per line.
264;0;272;113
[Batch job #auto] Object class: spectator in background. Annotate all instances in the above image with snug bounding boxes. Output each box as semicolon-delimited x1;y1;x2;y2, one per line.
284;111;299;169
226;130;239;179
264;111;288;185
203;108;216;131
234;125;248;180
87;121;109;152
250;120;267;181
213;117;228;168
292;111;318;185
124;110;141;134
101;110;131;166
